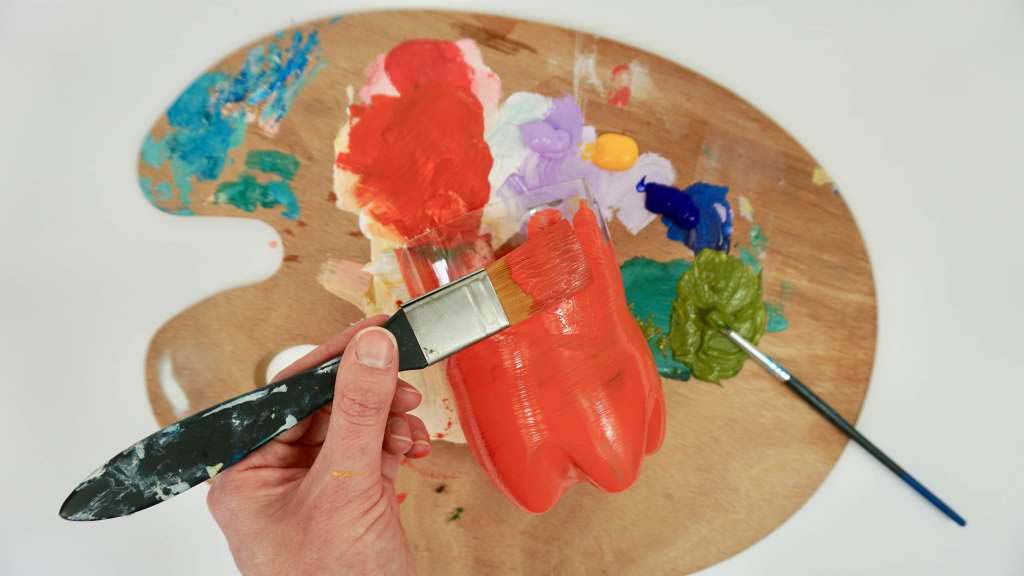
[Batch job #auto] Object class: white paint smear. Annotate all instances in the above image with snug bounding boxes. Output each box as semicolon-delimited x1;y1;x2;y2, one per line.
158;353;190;418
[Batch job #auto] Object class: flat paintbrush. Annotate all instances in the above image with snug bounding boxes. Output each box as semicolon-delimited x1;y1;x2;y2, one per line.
60;220;590;521
724;329;967;526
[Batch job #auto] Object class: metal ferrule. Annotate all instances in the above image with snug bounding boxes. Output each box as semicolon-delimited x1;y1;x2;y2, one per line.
724;330;792;381
402;269;510;365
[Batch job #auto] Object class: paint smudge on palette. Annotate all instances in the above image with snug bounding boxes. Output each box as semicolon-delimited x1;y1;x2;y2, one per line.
447;506;465;521
140;30;322;215
214;150;301;219
812;165;833;186
621;257;693;380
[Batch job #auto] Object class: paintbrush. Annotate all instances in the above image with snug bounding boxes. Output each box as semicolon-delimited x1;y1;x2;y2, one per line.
60;220;590;521
723;329;967;526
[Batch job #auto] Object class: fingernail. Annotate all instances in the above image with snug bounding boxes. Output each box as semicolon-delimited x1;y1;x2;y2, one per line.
355;328;394;368
387;417;412;444
397;381;421;398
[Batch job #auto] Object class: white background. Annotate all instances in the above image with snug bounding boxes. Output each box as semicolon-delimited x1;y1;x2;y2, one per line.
2;0;1021;574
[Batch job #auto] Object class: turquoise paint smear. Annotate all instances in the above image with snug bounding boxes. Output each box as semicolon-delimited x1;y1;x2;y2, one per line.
214;150;301;219
765;301;789;332
140;31;321;214
329;16;342;24
141;135;169;167
245;149;300;180
139;176;154;204
139;176;194;215
750;224;768;255
739;246;761;272
621;257;693;381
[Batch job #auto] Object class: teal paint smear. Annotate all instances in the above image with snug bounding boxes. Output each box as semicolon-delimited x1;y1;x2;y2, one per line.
245;150;300;180
750;224;768;255
765;301;789;332
621;257;693;381
329;16;342;24
739;246;761;272
214;150;301;219
155;182;173;201
140;31;322;215
139;176;154;204
139;176;193;215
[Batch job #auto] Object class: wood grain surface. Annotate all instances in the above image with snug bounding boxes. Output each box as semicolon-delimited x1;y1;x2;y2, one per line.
139;10;876;574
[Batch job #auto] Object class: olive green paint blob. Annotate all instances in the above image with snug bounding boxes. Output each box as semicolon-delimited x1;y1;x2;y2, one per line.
621;257;693;381
668;249;767;383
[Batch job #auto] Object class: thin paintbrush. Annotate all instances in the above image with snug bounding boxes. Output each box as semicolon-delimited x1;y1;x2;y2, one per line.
60;220;590;521
723;329;966;526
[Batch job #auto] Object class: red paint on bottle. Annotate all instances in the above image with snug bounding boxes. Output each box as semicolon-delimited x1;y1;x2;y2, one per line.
447;205;665;513
336;41;493;242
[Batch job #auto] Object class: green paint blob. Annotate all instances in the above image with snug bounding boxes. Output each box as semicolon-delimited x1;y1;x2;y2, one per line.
750;224;768;255
620;257;693;381
245;149;300;180
738;246;761;272
765;301;789;332
668;249;767;383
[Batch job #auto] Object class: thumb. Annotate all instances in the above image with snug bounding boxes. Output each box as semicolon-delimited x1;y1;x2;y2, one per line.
319;326;399;477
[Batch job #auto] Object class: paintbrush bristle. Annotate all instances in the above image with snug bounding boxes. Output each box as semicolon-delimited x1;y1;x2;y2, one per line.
485;220;592;325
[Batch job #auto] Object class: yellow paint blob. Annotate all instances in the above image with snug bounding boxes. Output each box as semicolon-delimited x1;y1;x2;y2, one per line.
584;133;639;171
331;469;358;479
812;166;833;186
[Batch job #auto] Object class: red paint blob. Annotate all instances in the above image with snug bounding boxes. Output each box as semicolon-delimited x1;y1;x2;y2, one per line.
396;492;408;504
447;206;665;513
336;41;493;242
608;63;632;107
608;87;631;108
385;40;474;94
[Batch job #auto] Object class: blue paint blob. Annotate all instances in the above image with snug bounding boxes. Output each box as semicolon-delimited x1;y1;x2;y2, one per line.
686;181;733;253
637;178;732;253
637;176;699;230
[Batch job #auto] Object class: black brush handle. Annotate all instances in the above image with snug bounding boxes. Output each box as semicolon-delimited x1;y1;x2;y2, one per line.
61;313;427;520
384;310;428;371
61;358;342;520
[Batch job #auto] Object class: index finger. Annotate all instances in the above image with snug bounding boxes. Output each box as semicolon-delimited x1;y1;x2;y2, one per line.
271;315;388;382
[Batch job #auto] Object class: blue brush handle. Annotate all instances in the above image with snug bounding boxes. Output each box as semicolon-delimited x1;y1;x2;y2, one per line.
784;375;966;526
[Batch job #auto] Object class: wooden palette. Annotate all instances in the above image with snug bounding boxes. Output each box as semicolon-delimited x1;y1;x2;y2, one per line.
139;10;876;574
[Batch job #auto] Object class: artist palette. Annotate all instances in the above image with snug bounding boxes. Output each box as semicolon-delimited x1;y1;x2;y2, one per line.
138;11;875;574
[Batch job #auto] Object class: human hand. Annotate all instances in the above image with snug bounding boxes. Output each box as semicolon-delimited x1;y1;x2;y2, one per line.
207;316;431;575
